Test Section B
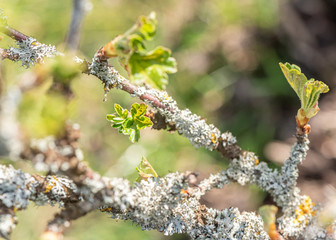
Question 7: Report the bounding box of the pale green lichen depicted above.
[9,37,57,68]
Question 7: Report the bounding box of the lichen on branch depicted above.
[0,8,334,240]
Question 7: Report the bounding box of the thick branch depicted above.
[0,164,271,239]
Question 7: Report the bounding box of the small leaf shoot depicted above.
[136,156,158,182]
[106,103,152,142]
[259,205,282,240]
[102,12,177,89]
[279,62,329,129]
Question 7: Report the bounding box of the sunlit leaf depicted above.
[102,12,176,89]
[279,62,329,125]
[106,103,152,142]
[111,123,122,128]
[121,127,132,135]
[131,103,147,118]
[130,103,140,118]
[136,156,158,182]
[114,104,125,118]
[135,116,152,129]
[129,128,138,143]
[106,114,115,121]
[128,47,177,89]
[111,117,124,123]
[103,12,157,57]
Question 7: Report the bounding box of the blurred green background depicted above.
[1,0,336,239]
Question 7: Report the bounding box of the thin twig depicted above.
[65,0,91,51]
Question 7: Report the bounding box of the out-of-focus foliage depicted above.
[0,9,8,27]
[18,81,69,138]
[17,55,79,138]
[49,55,80,85]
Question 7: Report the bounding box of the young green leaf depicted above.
[131,103,147,118]
[114,104,124,117]
[106,103,152,142]
[102,12,177,89]
[136,156,158,182]
[131,103,140,118]
[103,12,156,57]
[129,128,140,143]
[279,62,329,127]
[128,47,177,89]
[106,114,115,121]
[121,127,132,135]
[122,118,133,129]
[111,117,124,123]
[135,116,152,129]
[259,205,281,240]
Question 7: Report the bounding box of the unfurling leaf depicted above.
[102,12,177,89]
[136,156,158,182]
[279,62,329,127]
[106,103,152,143]
[259,205,283,240]
[103,12,157,57]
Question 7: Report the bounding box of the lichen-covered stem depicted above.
[0,24,238,156]
[0,164,271,239]
[0,22,329,239]
[0,48,18,61]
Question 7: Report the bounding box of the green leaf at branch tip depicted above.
[279,62,329,120]
[102,12,177,90]
[258,205,280,239]
[128,46,177,89]
[106,103,152,143]
[130,11,157,50]
[136,156,158,182]
[103,12,157,57]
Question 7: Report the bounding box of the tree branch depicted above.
[0,14,331,239]
[65,0,91,51]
